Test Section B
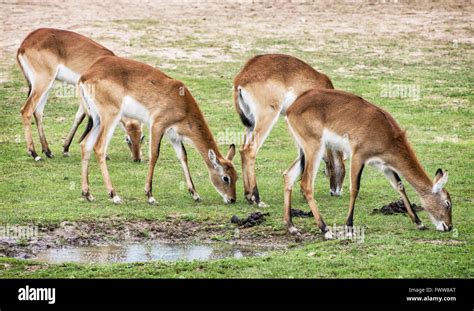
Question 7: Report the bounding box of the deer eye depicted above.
[125,136,132,145]
[445,200,451,209]
[222,175,230,185]
[140,135,145,143]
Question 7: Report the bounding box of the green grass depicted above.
[0,19,473,278]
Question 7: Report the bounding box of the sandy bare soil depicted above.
[1,0,472,62]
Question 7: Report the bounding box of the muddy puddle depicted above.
[1,220,301,262]
[33,242,268,263]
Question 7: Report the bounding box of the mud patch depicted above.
[0,219,308,260]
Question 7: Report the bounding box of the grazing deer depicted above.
[16,28,143,161]
[78,55,237,204]
[234,54,345,207]
[284,88,452,238]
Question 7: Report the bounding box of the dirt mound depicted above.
[372,199,423,215]
[231,212,269,228]
[291,209,313,218]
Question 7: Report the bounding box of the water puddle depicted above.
[33,241,269,263]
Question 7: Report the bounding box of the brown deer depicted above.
[78,55,237,204]
[16,28,143,161]
[284,88,452,238]
[234,54,345,207]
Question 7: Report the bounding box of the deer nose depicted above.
[229,198,236,204]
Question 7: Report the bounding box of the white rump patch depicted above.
[237,86,257,123]
[18,54,56,115]
[18,54,36,89]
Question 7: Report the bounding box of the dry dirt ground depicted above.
[1,0,472,70]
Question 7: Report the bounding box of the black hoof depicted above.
[245,195,254,205]
[82,191,95,202]
[44,149,54,158]
[245,186,261,205]
[29,150,42,161]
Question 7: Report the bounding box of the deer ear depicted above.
[226,144,236,161]
[432,169,448,193]
[208,149,219,168]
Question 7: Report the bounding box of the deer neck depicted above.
[186,113,224,170]
[391,142,433,197]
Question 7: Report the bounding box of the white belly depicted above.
[56,65,80,84]
[280,90,297,115]
[366,157,391,172]
[166,127,193,145]
[322,129,352,157]
[121,96,151,125]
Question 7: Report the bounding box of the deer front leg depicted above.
[80,120,101,202]
[171,139,201,202]
[383,168,425,230]
[144,123,165,205]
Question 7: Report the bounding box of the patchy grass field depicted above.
[0,0,473,278]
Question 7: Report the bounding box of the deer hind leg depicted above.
[93,114,122,204]
[237,86,280,207]
[383,168,425,229]
[283,150,305,234]
[300,142,332,238]
[170,136,200,202]
[80,117,100,202]
[240,109,279,207]
[345,154,365,229]
[63,104,86,156]
[20,74,56,161]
